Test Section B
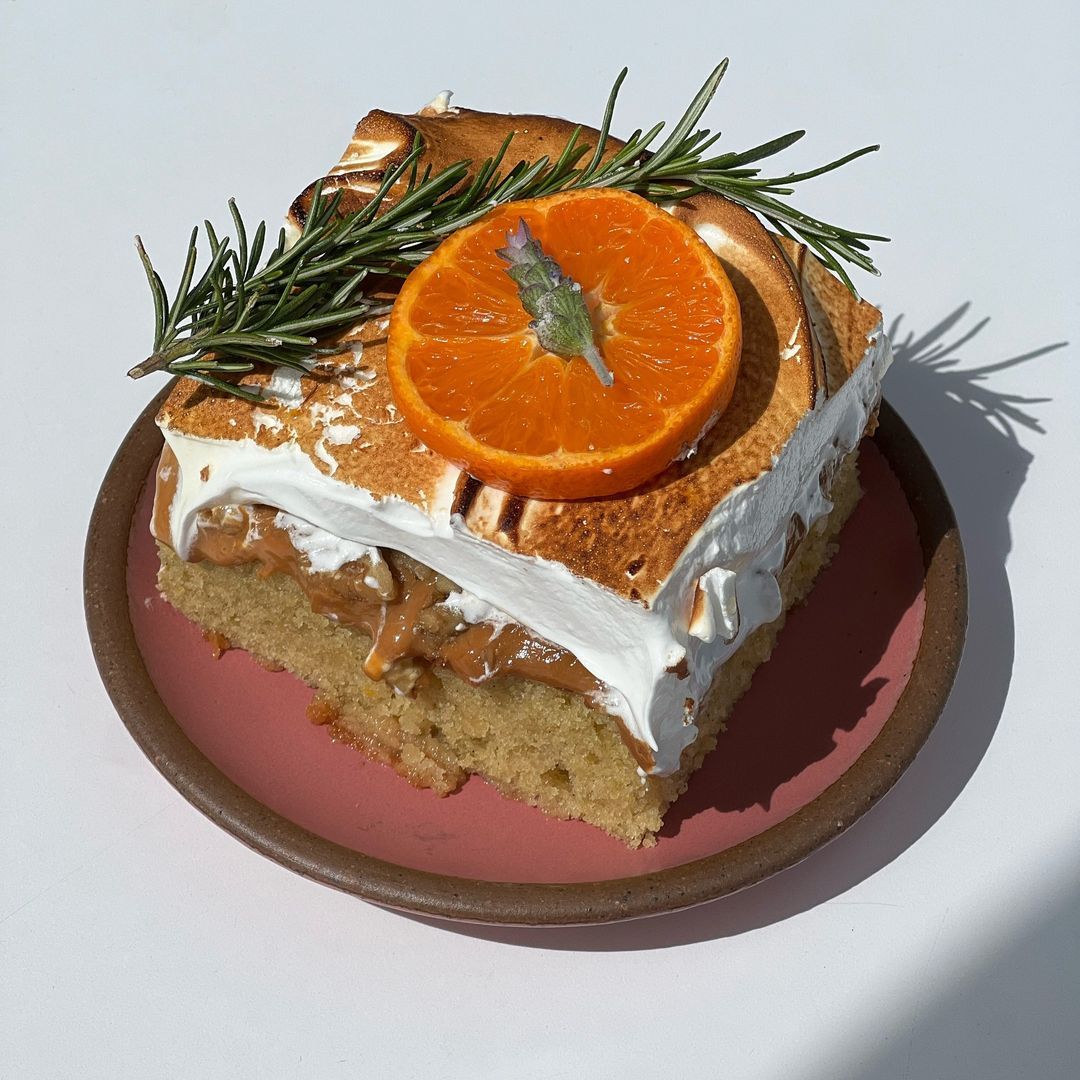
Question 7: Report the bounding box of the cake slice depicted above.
[151,104,890,846]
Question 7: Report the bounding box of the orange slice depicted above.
[386,188,742,499]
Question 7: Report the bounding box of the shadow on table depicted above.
[819,868,1080,1079]
[409,305,1063,951]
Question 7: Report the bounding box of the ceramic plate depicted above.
[85,391,965,925]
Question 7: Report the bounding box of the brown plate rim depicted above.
[84,387,967,926]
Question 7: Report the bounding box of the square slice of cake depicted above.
[151,105,890,846]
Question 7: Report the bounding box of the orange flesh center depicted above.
[401,197,729,457]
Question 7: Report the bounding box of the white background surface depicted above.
[3,1,1078,1076]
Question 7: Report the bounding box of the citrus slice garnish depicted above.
[386,188,741,499]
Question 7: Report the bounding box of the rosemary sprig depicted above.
[130,59,886,399]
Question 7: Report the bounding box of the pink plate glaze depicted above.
[126,439,926,883]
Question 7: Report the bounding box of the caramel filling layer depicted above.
[152,447,603,702]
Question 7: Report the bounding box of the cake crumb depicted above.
[204,629,232,659]
[307,697,340,726]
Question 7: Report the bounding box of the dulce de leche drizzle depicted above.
[151,448,602,701]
